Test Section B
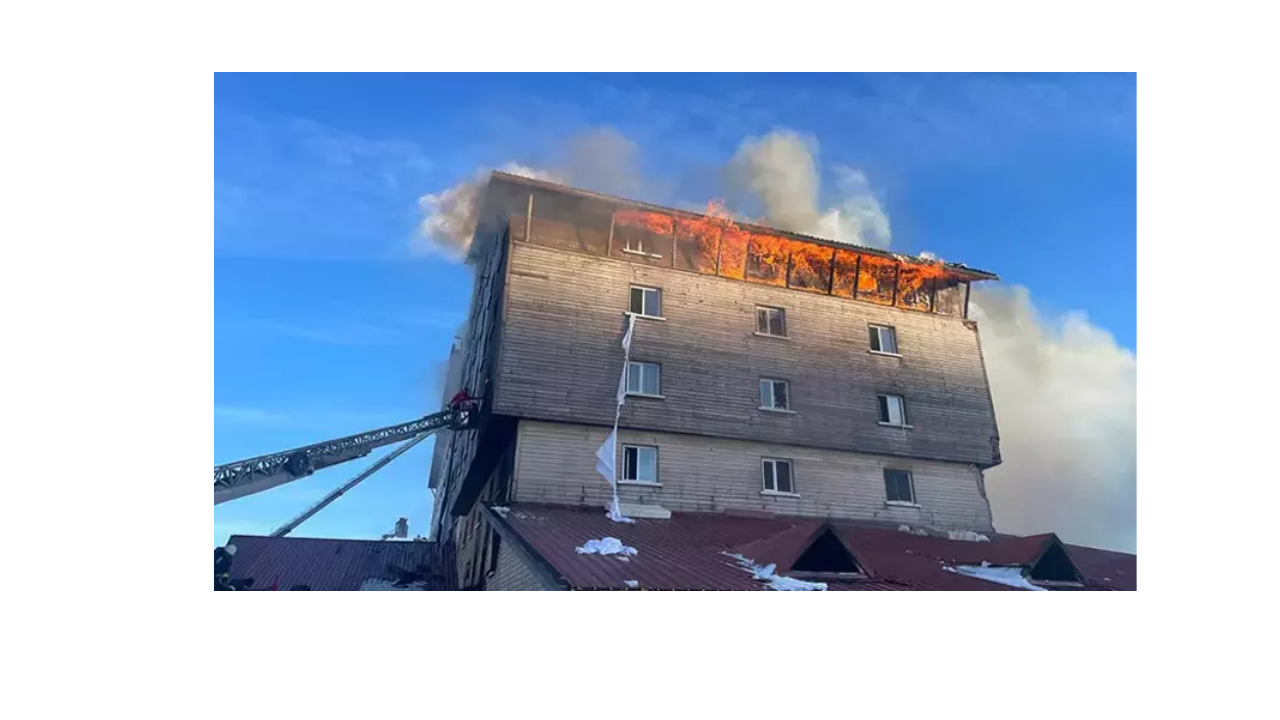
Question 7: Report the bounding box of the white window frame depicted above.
[869,324,900,356]
[877,393,909,427]
[621,228,663,258]
[883,468,917,505]
[760,378,792,412]
[755,306,788,338]
[761,457,796,495]
[622,444,659,485]
[629,285,663,318]
[625,361,663,398]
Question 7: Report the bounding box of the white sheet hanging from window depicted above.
[595,429,617,488]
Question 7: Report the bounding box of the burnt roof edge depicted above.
[489,170,1000,282]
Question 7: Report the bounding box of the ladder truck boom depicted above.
[214,404,475,505]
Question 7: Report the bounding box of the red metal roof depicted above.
[489,504,1120,591]
[225,535,458,591]
[1065,543,1137,591]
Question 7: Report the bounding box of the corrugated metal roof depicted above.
[489,504,1117,591]
[225,535,457,591]
[1065,543,1137,591]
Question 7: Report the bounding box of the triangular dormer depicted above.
[790,525,865,579]
[1026,537,1085,589]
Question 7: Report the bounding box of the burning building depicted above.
[426,172,1132,591]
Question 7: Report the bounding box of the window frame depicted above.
[625,360,663,398]
[621,444,660,485]
[755,306,788,338]
[869,324,900,356]
[759,378,792,412]
[629,285,663,318]
[620,227,664,259]
[876,393,909,427]
[883,468,917,505]
[761,457,797,496]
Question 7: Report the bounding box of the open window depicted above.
[756,306,787,337]
[622,445,659,484]
[869,325,898,355]
[760,379,791,411]
[877,394,908,427]
[629,285,662,318]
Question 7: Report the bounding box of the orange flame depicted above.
[615,210,673,235]
[608,202,968,313]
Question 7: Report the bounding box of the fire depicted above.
[858,254,897,305]
[615,209,674,235]
[608,201,968,313]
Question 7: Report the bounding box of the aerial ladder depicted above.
[213,395,479,538]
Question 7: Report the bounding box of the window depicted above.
[760,379,790,411]
[629,285,662,317]
[877,394,907,426]
[623,445,658,484]
[762,458,795,494]
[756,306,787,336]
[625,361,662,396]
[869,325,898,354]
[884,469,915,504]
[623,229,648,254]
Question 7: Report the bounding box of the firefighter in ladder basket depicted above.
[448,389,480,426]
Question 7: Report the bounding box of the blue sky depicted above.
[214,73,1135,545]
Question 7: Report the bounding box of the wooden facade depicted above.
[513,420,996,533]
[432,173,1004,585]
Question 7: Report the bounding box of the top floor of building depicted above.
[472,171,999,319]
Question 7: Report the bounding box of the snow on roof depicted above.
[575,537,638,557]
[947,530,991,542]
[359,578,429,591]
[944,563,1045,591]
[725,552,828,591]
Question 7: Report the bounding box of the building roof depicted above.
[224,535,458,591]
[486,504,1131,591]
[489,171,1000,281]
[1064,543,1137,591]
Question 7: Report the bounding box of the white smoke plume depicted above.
[726,131,1136,552]
[727,130,891,249]
[414,128,643,260]
[969,287,1136,551]
[414,163,559,260]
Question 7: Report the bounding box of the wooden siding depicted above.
[488,541,551,591]
[513,420,995,533]
[494,242,1000,467]
[437,227,509,540]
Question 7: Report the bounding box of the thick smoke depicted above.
[414,129,642,259]
[414,163,559,260]
[415,127,1136,552]
[728,131,891,249]
[969,287,1136,551]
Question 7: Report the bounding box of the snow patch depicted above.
[575,537,638,557]
[724,553,827,591]
[943,564,1045,591]
[360,578,428,591]
[897,524,912,533]
[947,530,991,542]
[624,580,640,589]
[490,506,510,518]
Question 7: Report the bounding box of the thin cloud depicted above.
[243,319,408,347]
[215,406,294,429]
[215,107,434,260]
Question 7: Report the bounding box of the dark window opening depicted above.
[884,469,915,504]
[1028,543,1081,583]
[756,306,787,336]
[792,530,862,574]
